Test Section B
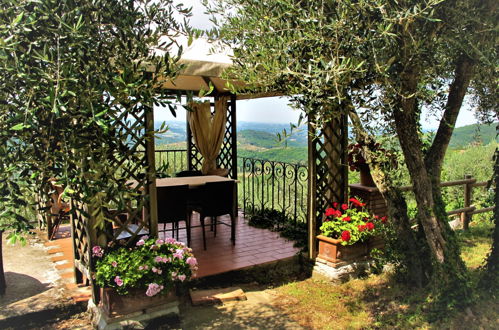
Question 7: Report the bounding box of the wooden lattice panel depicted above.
[104,108,153,245]
[307,114,348,259]
[70,105,157,303]
[71,199,93,278]
[217,96,237,179]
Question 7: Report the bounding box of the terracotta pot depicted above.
[100,287,176,317]
[359,164,376,187]
[317,235,383,263]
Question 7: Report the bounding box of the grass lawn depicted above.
[273,218,498,329]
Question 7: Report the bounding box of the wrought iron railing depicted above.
[240,157,308,224]
[153,150,309,224]
[155,149,187,177]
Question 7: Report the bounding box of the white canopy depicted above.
[153,36,281,99]
[154,36,237,94]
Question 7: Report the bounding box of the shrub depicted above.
[94,237,197,296]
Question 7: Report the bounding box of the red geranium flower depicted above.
[341,230,351,241]
[325,208,335,217]
[341,204,348,210]
[381,216,388,223]
[333,210,342,218]
[349,197,366,207]
[358,225,366,232]
[366,222,375,230]
[333,202,338,209]
[342,216,351,222]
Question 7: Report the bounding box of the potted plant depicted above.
[317,197,387,263]
[93,236,198,317]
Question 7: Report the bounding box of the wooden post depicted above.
[186,109,194,172]
[462,174,473,230]
[145,104,158,238]
[307,122,317,260]
[230,95,237,179]
[0,230,5,295]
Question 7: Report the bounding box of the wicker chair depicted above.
[156,184,191,246]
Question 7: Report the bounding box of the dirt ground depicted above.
[0,233,70,319]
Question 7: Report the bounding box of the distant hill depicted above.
[238,129,307,149]
[238,130,278,149]
[238,147,308,165]
[154,120,307,147]
[449,123,497,149]
[154,120,497,165]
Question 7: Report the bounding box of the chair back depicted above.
[199,181,235,217]
[156,185,189,223]
[48,178,70,214]
[175,170,203,177]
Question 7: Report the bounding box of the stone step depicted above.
[189,287,247,306]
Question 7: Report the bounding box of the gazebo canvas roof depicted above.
[154,36,237,94]
[153,36,280,99]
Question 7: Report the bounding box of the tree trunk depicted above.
[0,230,6,296]
[377,184,426,287]
[347,107,425,287]
[393,68,471,305]
[480,147,499,291]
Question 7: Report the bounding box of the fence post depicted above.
[462,174,473,230]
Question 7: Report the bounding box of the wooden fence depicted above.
[398,174,493,229]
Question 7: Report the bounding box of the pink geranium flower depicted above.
[165,237,177,244]
[92,246,103,258]
[145,283,164,297]
[173,249,184,259]
[114,276,123,286]
[186,257,197,267]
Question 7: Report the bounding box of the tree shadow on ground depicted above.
[0,272,50,307]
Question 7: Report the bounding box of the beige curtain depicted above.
[188,97,228,175]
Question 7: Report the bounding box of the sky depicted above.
[157,0,480,129]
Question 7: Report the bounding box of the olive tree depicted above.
[207,0,498,308]
[0,0,189,295]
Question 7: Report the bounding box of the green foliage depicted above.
[0,0,190,231]
[94,237,197,296]
[246,208,307,249]
[441,143,496,211]
[238,147,307,165]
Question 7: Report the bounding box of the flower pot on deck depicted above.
[100,287,177,317]
[317,235,383,264]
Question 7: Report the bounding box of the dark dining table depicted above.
[155,175,236,188]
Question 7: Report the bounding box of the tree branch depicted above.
[425,56,475,177]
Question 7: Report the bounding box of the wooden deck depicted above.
[45,212,300,302]
[160,211,300,278]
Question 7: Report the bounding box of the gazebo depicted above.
[67,37,348,302]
